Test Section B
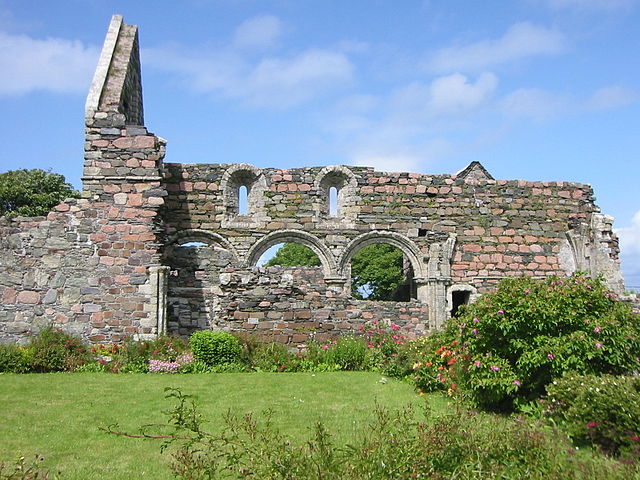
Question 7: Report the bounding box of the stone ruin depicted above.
[0,15,626,345]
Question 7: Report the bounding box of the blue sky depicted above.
[0,0,638,287]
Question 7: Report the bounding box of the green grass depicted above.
[0,372,443,479]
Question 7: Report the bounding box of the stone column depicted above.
[149,266,169,337]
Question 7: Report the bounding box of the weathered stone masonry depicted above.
[0,15,625,345]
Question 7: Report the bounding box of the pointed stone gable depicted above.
[85,15,144,127]
[456,161,494,181]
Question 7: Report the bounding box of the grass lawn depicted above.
[0,372,445,479]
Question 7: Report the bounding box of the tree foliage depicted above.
[0,169,79,218]
[351,243,404,300]
[264,243,321,267]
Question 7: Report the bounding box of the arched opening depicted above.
[329,186,338,216]
[257,242,321,267]
[238,185,248,215]
[451,290,471,317]
[350,243,415,302]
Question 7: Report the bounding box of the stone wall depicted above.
[0,15,626,345]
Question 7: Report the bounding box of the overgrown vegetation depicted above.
[0,169,79,218]
[109,387,639,480]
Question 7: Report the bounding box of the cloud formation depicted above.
[544,0,635,11]
[429,22,565,73]
[500,85,638,119]
[233,14,282,49]
[0,31,99,96]
[144,15,353,109]
[616,210,640,289]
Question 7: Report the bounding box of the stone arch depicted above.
[219,164,267,221]
[313,165,358,220]
[338,231,425,279]
[165,229,239,263]
[245,230,336,276]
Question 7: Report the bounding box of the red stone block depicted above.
[17,290,39,304]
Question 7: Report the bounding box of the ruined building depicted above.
[0,16,625,344]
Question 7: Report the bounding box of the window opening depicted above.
[350,243,413,302]
[238,185,248,215]
[177,241,208,248]
[329,186,339,216]
[257,242,321,267]
[451,290,471,317]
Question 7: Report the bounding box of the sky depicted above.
[0,0,638,288]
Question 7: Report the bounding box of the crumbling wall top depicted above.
[85,15,144,127]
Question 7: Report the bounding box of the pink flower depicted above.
[629,434,640,442]
[595,343,602,348]
[490,365,500,372]
[497,310,505,315]
[547,353,555,361]
[474,361,482,367]
[321,344,329,350]
[472,329,478,335]
[594,327,601,333]
[391,323,400,331]
[473,317,479,323]
[586,421,600,428]
[513,380,521,386]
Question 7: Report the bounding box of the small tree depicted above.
[0,169,79,218]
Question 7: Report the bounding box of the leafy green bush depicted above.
[325,336,368,370]
[545,373,640,457]
[0,344,31,373]
[447,274,640,411]
[28,328,89,372]
[190,330,242,366]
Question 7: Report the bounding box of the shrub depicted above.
[0,344,31,373]
[324,336,368,370]
[447,274,640,411]
[114,388,640,480]
[28,328,89,372]
[545,373,640,457]
[190,330,242,366]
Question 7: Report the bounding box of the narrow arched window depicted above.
[329,186,338,217]
[238,185,248,215]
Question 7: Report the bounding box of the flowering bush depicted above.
[27,327,90,372]
[359,320,413,375]
[544,373,640,457]
[448,274,640,411]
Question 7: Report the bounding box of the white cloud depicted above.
[586,86,638,110]
[500,84,638,119]
[144,15,353,109]
[544,0,635,11]
[389,72,498,119]
[350,139,453,173]
[0,31,99,96]
[245,49,353,107]
[500,88,569,119]
[429,22,565,73]
[616,210,640,289]
[429,72,498,115]
[233,14,282,49]
[617,211,640,256]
